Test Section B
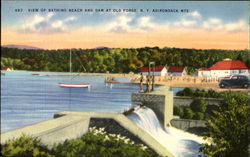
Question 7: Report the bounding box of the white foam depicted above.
[127,107,206,157]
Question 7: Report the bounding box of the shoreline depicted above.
[11,72,249,93]
[107,80,249,93]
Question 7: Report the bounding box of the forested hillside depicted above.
[1,47,249,74]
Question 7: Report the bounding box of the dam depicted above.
[1,86,206,157]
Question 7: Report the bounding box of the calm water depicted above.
[1,71,182,133]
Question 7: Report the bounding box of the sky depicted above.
[1,1,249,50]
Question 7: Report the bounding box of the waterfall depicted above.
[127,107,206,157]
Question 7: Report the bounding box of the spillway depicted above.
[127,107,206,157]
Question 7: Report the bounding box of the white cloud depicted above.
[202,18,223,31]
[21,13,52,32]
[137,16,155,31]
[202,18,247,32]
[105,13,247,34]
[224,20,247,33]
[107,15,156,33]
[64,16,77,22]
[174,19,198,28]
[208,18,222,25]
[170,11,201,29]
[51,20,63,29]
[108,15,133,33]
[189,11,202,19]
[19,13,76,34]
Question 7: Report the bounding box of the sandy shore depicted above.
[106,74,249,93]
[108,80,249,93]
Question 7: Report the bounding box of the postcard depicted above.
[1,1,249,157]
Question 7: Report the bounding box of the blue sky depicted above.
[1,1,249,50]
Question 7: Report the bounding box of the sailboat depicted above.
[59,49,90,88]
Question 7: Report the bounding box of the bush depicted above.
[176,87,194,96]
[173,106,184,117]
[190,98,207,113]
[193,112,204,120]
[200,99,250,157]
[1,134,54,157]
[53,127,155,157]
[183,108,194,119]
[1,128,156,157]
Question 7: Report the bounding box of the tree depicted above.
[190,98,207,113]
[183,108,194,119]
[174,106,184,118]
[193,112,204,120]
[236,53,244,61]
[200,98,250,157]
[1,47,249,73]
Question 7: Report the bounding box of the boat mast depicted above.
[70,49,72,73]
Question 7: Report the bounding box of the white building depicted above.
[140,65,167,76]
[167,66,187,76]
[195,68,210,77]
[196,60,249,78]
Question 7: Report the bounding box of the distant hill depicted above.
[2,44,43,50]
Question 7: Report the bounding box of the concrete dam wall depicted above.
[174,96,223,107]
[1,111,175,157]
[131,86,173,128]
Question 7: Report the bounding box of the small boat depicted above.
[58,50,90,88]
[32,74,48,77]
[59,83,90,88]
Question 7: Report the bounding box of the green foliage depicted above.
[193,112,204,120]
[1,134,54,157]
[190,98,208,113]
[176,88,249,121]
[176,88,194,97]
[1,128,156,157]
[174,97,207,120]
[173,106,184,117]
[53,127,155,157]
[176,89,250,156]
[183,108,194,119]
[1,57,31,70]
[176,88,249,102]
[1,47,249,73]
[200,98,250,157]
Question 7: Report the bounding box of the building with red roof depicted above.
[196,60,249,77]
[1,66,11,71]
[139,65,188,76]
[167,66,187,76]
[140,65,167,76]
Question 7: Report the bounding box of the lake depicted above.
[1,71,183,133]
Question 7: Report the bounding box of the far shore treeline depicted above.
[1,47,250,74]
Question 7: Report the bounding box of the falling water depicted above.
[127,107,206,157]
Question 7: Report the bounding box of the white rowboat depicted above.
[59,83,90,88]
